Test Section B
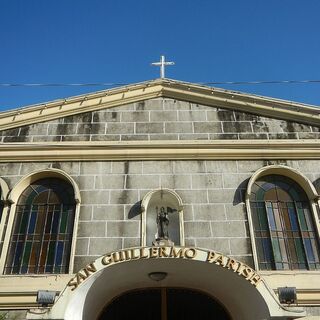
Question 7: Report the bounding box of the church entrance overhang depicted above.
[27,246,306,320]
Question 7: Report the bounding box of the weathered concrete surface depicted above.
[0,98,318,142]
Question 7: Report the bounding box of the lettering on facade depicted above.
[67,247,261,291]
[206,251,261,287]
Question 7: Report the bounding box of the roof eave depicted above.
[0,79,319,131]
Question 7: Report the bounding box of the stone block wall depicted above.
[0,98,319,142]
[1,159,320,273]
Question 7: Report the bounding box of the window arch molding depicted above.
[141,189,184,246]
[245,165,320,270]
[0,178,9,202]
[0,168,81,274]
[0,178,10,258]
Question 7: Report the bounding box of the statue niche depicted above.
[141,189,184,247]
[156,206,169,240]
[153,206,174,246]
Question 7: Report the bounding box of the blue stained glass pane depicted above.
[28,211,37,234]
[261,182,275,191]
[52,211,59,234]
[266,206,276,231]
[304,239,315,262]
[34,184,47,193]
[288,208,299,231]
[262,238,273,263]
[275,181,290,191]
[13,242,23,266]
[20,266,28,274]
[55,242,64,267]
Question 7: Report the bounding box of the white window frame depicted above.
[0,168,81,275]
[245,164,320,271]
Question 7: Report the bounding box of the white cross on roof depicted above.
[151,55,175,78]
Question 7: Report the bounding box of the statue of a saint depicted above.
[156,206,169,240]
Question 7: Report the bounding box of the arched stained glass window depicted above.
[250,175,320,270]
[4,178,76,274]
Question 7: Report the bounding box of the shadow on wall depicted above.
[233,178,249,206]
[128,201,142,219]
[313,178,320,195]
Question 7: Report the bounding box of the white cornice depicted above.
[0,140,319,162]
[0,79,319,130]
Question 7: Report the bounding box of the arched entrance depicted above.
[31,246,306,320]
[98,288,231,320]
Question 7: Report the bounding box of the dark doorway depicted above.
[98,288,231,320]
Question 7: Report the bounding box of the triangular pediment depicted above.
[0,78,319,130]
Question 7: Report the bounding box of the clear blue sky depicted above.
[1,0,320,111]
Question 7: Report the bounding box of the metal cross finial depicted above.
[151,55,175,78]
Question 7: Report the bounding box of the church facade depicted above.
[0,79,319,319]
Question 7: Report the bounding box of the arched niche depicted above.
[141,189,184,246]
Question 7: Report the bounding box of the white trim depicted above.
[245,165,320,270]
[1,78,320,131]
[0,169,81,275]
[0,178,10,262]
[30,246,305,319]
[1,140,320,162]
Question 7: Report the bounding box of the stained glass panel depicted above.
[250,175,320,270]
[4,178,75,274]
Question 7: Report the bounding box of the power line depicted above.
[203,80,320,85]
[0,79,320,87]
[0,82,127,87]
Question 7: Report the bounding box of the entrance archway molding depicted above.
[27,246,305,320]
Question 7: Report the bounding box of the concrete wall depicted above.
[0,159,319,273]
[0,98,320,318]
[0,98,318,143]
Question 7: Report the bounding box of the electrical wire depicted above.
[0,79,320,87]
[0,82,127,87]
[203,79,320,85]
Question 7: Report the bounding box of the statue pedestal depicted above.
[152,239,174,247]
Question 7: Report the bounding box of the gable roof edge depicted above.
[0,79,319,130]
